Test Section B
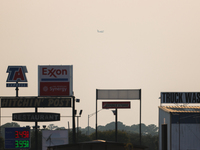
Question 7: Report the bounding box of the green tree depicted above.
[141,134,158,150]
[0,122,21,142]
[146,124,158,135]
[47,124,58,130]
[30,129,42,150]
[0,136,4,150]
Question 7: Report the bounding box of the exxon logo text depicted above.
[42,68,67,77]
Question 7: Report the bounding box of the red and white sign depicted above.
[102,101,131,109]
[38,65,73,96]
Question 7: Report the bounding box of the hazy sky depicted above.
[1,0,200,129]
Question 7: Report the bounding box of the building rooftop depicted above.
[159,106,200,113]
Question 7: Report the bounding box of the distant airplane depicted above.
[97,30,104,33]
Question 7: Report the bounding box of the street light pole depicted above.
[88,109,103,135]
[88,114,89,135]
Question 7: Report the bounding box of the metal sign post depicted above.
[35,106,38,150]
[115,108,118,142]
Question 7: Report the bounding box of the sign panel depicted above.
[38,65,73,96]
[5,127,30,149]
[6,66,28,87]
[161,92,200,103]
[6,83,28,87]
[12,112,60,122]
[1,97,71,107]
[97,89,141,100]
[102,101,131,109]
[42,130,68,150]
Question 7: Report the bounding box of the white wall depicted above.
[171,124,200,150]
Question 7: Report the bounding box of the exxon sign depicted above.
[38,65,73,96]
[6,66,28,87]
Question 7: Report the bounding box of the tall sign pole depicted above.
[15,80,19,97]
[35,106,38,150]
[72,96,76,143]
[115,108,118,142]
[140,89,142,145]
[95,89,98,139]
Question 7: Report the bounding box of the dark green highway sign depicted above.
[1,97,71,107]
[12,112,60,122]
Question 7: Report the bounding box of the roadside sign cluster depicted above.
[2,65,74,149]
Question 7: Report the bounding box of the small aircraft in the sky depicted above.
[97,30,104,33]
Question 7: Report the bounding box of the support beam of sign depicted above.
[112,108,118,142]
[35,106,38,150]
[72,96,76,144]
[96,89,142,145]
[15,80,19,97]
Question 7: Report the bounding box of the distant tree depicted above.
[2,122,20,127]
[81,122,158,136]
[77,131,91,143]
[56,127,66,130]
[0,136,4,150]
[30,129,42,150]
[146,124,158,135]
[47,124,58,130]
[128,132,140,145]
[141,134,158,150]
[1,122,20,139]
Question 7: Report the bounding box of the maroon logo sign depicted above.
[40,82,69,96]
[102,101,131,109]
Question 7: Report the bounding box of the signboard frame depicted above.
[6,66,28,87]
[12,112,60,122]
[102,101,131,109]
[1,97,71,108]
[38,65,73,97]
[96,89,141,144]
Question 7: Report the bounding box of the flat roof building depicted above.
[159,105,200,150]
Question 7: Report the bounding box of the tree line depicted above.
[0,122,158,150]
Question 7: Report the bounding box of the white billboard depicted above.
[42,130,68,150]
[38,65,73,96]
[97,89,141,100]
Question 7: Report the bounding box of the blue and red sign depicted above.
[6,66,28,87]
[5,127,30,149]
